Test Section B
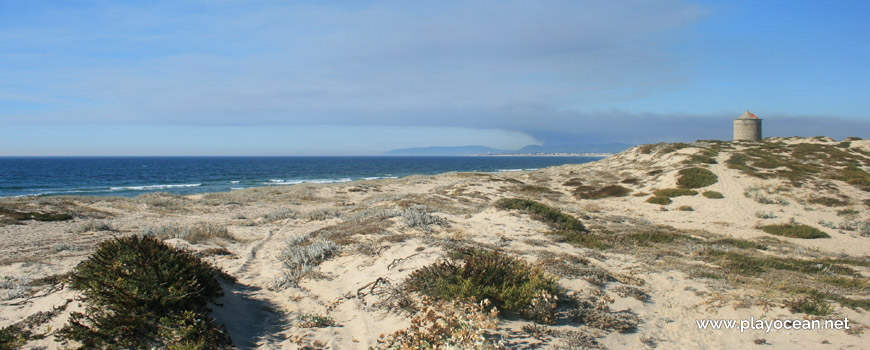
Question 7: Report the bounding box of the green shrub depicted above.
[710,238,766,250]
[837,208,860,217]
[702,191,724,199]
[678,206,694,211]
[406,249,561,321]
[834,165,870,187]
[703,251,855,277]
[57,236,231,349]
[0,207,73,222]
[661,143,691,154]
[645,196,671,205]
[551,228,698,251]
[516,185,553,195]
[562,178,584,187]
[625,230,686,246]
[808,196,849,207]
[653,188,697,198]
[0,324,34,350]
[548,230,609,250]
[495,198,585,232]
[760,223,830,239]
[298,314,336,328]
[574,185,632,199]
[684,154,717,165]
[785,296,833,316]
[676,168,718,188]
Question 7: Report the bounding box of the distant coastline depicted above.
[385,143,631,156]
[473,152,612,157]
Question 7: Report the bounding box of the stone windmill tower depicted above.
[733,109,762,142]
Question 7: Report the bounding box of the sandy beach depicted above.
[2,137,870,349]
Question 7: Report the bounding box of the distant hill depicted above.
[385,143,632,156]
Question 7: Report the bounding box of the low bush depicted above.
[562,178,584,187]
[144,222,233,243]
[709,238,767,250]
[496,198,585,232]
[685,154,718,165]
[260,209,298,223]
[374,298,500,350]
[837,208,860,217]
[297,314,336,328]
[0,324,35,349]
[702,250,855,277]
[568,298,639,333]
[653,188,697,198]
[73,219,116,234]
[677,167,718,188]
[272,237,338,290]
[548,230,609,250]
[834,165,870,188]
[574,185,632,199]
[303,208,341,221]
[0,207,72,222]
[405,248,561,322]
[760,223,830,239]
[785,296,833,316]
[402,207,449,232]
[57,236,231,349]
[807,196,849,207]
[645,196,671,205]
[755,211,776,219]
[702,191,724,199]
[517,185,553,195]
[678,206,694,211]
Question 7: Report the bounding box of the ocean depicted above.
[0,156,601,198]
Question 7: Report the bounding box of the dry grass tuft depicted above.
[144,222,234,243]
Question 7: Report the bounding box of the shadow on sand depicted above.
[211,281,289,349]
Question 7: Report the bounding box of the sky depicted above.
[1,0,868,155]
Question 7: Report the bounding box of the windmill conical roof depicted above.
[737,109,760,120]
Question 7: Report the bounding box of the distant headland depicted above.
[384,143,631,156]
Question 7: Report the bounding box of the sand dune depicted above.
[2,137,869,349]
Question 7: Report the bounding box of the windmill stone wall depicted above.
[733,110,762,142]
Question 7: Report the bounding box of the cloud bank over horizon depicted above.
[1,0,868,154]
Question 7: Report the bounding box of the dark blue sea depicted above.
[0,156,601,198]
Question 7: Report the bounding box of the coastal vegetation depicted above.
[759,222,830,239]
[676,167,718,188]
[645,196,671,205]
[57,236,231,349]
[495,198,586,233]
[144,222,234,243]
[573,184,632,199]
[653,188,697,198]
[701,190,724,199]
[405,248,561,322]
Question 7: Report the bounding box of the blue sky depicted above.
[1,0,868,155]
